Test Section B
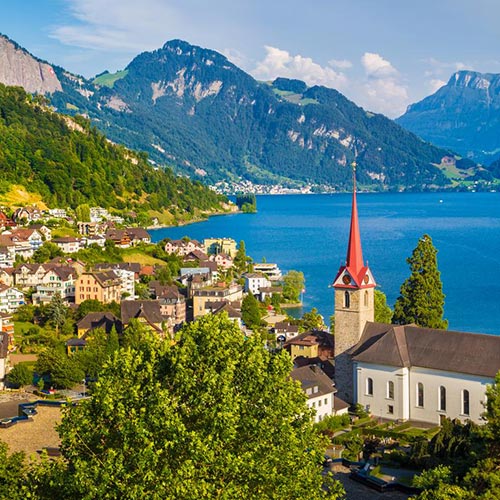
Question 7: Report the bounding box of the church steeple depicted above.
[345,164,364,276]
[333,162,376,403]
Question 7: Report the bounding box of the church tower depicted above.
[333,164,376,403]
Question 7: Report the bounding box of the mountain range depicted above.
[0,33,496,190]
[397,71,500,166]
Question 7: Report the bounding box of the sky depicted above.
[1,0,500,117]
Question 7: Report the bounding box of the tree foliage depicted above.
[393,234,448,329]
[374,290,392,323]
[241,293,262,329]
[36,314,342,499]
[6,363,33,388]
[282,270,305,303]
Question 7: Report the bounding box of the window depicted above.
[417,383,424,408]
[324,398,328,405]
[439,386,446,412]
[366,377,373,396]
[364,290,368,307]
[388,405,394,415]
[318,399,322,407]
[344,291,350,308]
[462,390,470,416]
[387,381,394,400]
[313,386,319,394]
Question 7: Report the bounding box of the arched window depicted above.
[439,386,446,412]
[417,383,424,408]
[344,291,350,308]
[366,377,373,396]
[364,290,369,307]
[462,390,470,416]
[387,381,394,400]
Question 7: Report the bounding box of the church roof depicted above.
[351,322,500,378]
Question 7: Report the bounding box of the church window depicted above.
[439,386,446,412]
[387,381,394,400]
[388,405,394,414]
[344,291,350,308]
[364,290,368,307]
[417,383,424,407]
[462,390,470,416]
[366,377,373,396]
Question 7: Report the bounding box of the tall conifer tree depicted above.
[393,234,448,329]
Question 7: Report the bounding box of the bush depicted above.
[7,363,33,388]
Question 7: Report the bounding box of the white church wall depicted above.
[409,366,491,425]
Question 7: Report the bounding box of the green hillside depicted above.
[0,83,227,220]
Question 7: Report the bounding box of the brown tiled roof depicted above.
[76,312,123,334]
[334,395,350,412]
[294,356,335,379]
[95,262,141,274]
[291,365,336,399]
[284,330,334,350]
[351,322,500,378]
[121,300,164,325]
[184,250,209,261]
[126,228,150,240]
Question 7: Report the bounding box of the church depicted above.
[332,174,500,425]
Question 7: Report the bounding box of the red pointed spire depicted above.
[346,163,364,274]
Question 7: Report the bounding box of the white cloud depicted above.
[361,52,398,78]
[252,46,348,89]
[51,0,181,52]
[358,52,408,117]
[328,58,353,70]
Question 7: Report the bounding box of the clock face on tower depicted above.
[364,275,369,284]
[342,274,351,285]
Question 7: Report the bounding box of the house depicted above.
[0,284,24,313]
[13,263,47,289]
[0,268,14,286]
[121,300,167,336]
[0,238,16,268]
[207,301,242,327]
[272,321,299,341]
[332,178,500,425]
[82,235,106,247]
[66,337,87,355]
[164,239,203,256]
[5,228,44,256]
[76,312,123,338]
[244,272,271,295]
[93,264,136,299]
[74,271,122,305]
[192,284,243,319]
[212,253,234,269]
[48,208,68,219]
[126,227,151,245]
[291,366,337,423]
[30,224,52,241]
[149,281,186,329]
[253,263,282,281]
[284,330,335,361]
[183,249,210,263]
[52,236,81,254]
[31,266,77,304]
[204,238,237,257]
[104,229,131,248]
[12,206,43,224]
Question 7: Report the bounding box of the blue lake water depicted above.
[150,192,500,335]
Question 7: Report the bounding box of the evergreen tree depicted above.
[241,293,262,329]
[374,290,393,323]
[47,292,68,336]
[393,234,448,329]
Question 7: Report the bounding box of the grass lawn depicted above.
[122,251,165,266]
[13,321,34,341]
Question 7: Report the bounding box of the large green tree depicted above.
[241,292,262,329]
[282,270,305,303]
[40,314,342,499]
[374,290,393,323]
[393,234,448,329]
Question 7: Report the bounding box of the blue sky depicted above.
[1,0,500,117]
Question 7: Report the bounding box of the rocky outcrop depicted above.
[0,35,62,94]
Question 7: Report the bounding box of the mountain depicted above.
[397,71,500,165]
[0,35,486,190]
[0,82,227,224]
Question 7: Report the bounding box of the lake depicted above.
[150,192,500,335]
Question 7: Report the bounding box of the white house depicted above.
[52,236,81,254]
[0,284,24,313]
[252,263,282,281]
[244,272,271,296]
[291,365,337,423]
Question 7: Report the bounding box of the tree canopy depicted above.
[393,234,448,329]
[28,315,342,499]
